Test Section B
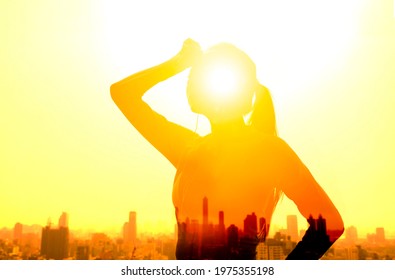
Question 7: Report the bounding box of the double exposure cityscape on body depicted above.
[0,208,393,260]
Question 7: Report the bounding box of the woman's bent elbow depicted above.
[110,83,120,104]
[328,212,344,242]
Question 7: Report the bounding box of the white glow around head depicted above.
[205,65,240,100]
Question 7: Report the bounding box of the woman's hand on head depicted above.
[172,38,202,73]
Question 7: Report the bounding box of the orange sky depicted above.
[1,0,395,238]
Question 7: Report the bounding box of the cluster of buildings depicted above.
[0,210,394,260]
[176,196,299,259]
[0,212,141,260]
[325,226,395,260]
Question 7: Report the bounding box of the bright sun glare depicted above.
[205,65,240,100]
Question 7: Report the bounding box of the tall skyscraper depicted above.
[307,215,316,231]
[202,196,209,245]
[218,211,224,227]
[217,211,225,244]
[40,226,69,259]
[227,225,239,249]
[345,226,358,244]
[40,213,69,259]
[376,227,385,243]
[13,223,23,244]
[286,215,298,241]
[316,215,327,234]
[58,212,68,228]
[243,212,257,238]
[203,196,208,226]
[123,211,137,248]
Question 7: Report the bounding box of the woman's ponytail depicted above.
[248,84,282,213]
[248,84,277,136]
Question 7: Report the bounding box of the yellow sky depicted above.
[1,0,395,237]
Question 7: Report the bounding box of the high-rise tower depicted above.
[203,196,208,227]
[58,212,68,228]
[40,212,69,259]
[286,215,298,241]
[123,211,137,247]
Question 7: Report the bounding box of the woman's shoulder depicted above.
[181,126,295,160]
[247,128,298,160]
[247,127,286,145]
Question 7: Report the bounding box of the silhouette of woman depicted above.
[110,39,344,260]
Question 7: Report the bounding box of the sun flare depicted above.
[204,64,240,100]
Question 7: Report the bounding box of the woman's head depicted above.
[187,43,257,123]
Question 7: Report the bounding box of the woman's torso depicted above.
[173,127,284,259]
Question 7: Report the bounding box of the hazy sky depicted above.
[1,0,394,237]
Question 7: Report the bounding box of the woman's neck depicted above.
[210,117,246,137]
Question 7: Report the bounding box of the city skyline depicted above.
[176,196,271,259]
[2,206,394,238]
[1,210,394,260]
[1,210,392,242]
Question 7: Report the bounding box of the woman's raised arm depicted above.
[110,39,202,167]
